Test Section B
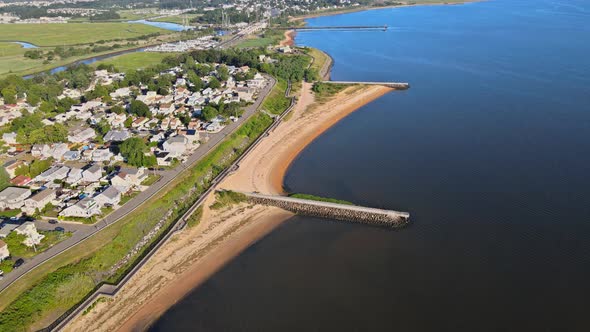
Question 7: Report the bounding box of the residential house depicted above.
[0,240,9,261]
[92,148,113,162]
[111,167,147,191]
[177,129,199,144]
[2,132,17,145]
[60,197,101,218]
[63,150,81,161]
[103,129,132,142]
[3,160,25,178]
[15,222,45,247]
[155,151,172,166]
[132,117,149,128]
[158,103,175,115]
[110,87,131,98]
[35,166,69,183]
[9,175,31,187]
[24,189,56,213]
[68,128,96,144]
[94,186,121,207]
[162,135,188,157]
[65,167,83,185]
[0,187,31,209]
[82,164,102,183]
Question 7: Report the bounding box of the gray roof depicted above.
[29,189,55,202]
[104,130,131,142]
[0,187,30,201]
[0,223,18,238]
[100,186,121,200]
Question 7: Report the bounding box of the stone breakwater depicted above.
[243,192,409,228]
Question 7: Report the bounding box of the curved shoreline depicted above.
[66,36,395,332]
[268,85,393,194]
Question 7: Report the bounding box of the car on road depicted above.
[48,219,58,224]
[55,226,65,232]
[13,258,24,268]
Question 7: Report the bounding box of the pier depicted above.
[243,192,409,228]
[321,81,410,89]
[283,25,388,31]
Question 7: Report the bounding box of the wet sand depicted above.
[280,30,296,46]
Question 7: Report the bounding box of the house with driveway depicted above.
[15,222,45,247]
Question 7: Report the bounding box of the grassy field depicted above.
[260,79,291,115]
[0,23,166,46]
[236,37,275,49]
[306,47,331,78]
[93,52,175,72]
[0,109,275,331]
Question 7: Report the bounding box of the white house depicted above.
[2,132,17,145]
[163,135,188,157]
[0,240,9,261]
[68,127,96,144]
[0,187,31,210]
[66,167,83,185]
[15,222,45,247]
[92,149,113,162]
[60,197,101,218]
[94,186,121,207]
[82,164,102,183]
[103,129,131,142]
[110,87,131,98]
[24,189,56,213]
[111,167,147,192]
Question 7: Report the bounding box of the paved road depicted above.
[0,76,276,293]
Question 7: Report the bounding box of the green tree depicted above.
[217,65,229,81]
[119,137,155,167]
[208,77,221,89]
[96,119,111,136]
[1,87,17,104]
[110,105,125,115]
[201,105,218,121]
[129,100,150,118]
[0,166,10,191]
[124,117,133,128]
[28,158,52,178]
[26,124,68,144]
[187,72,203,92]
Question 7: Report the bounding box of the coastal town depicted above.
[0,0,444,330]
[0,52,271,275]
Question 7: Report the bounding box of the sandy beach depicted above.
[280,30,296,46]
[222,82,392,195]
[65,67,393,332]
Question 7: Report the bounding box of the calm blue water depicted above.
[152,0,590,330]
[13,41,38,48]
[128,19,190,31]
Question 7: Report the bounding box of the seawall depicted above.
[243,192,409,228]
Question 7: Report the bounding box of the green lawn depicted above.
[0,23,166,46]
[93,52,174,72]
[260,79,291,115]
[236,37,275,49]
